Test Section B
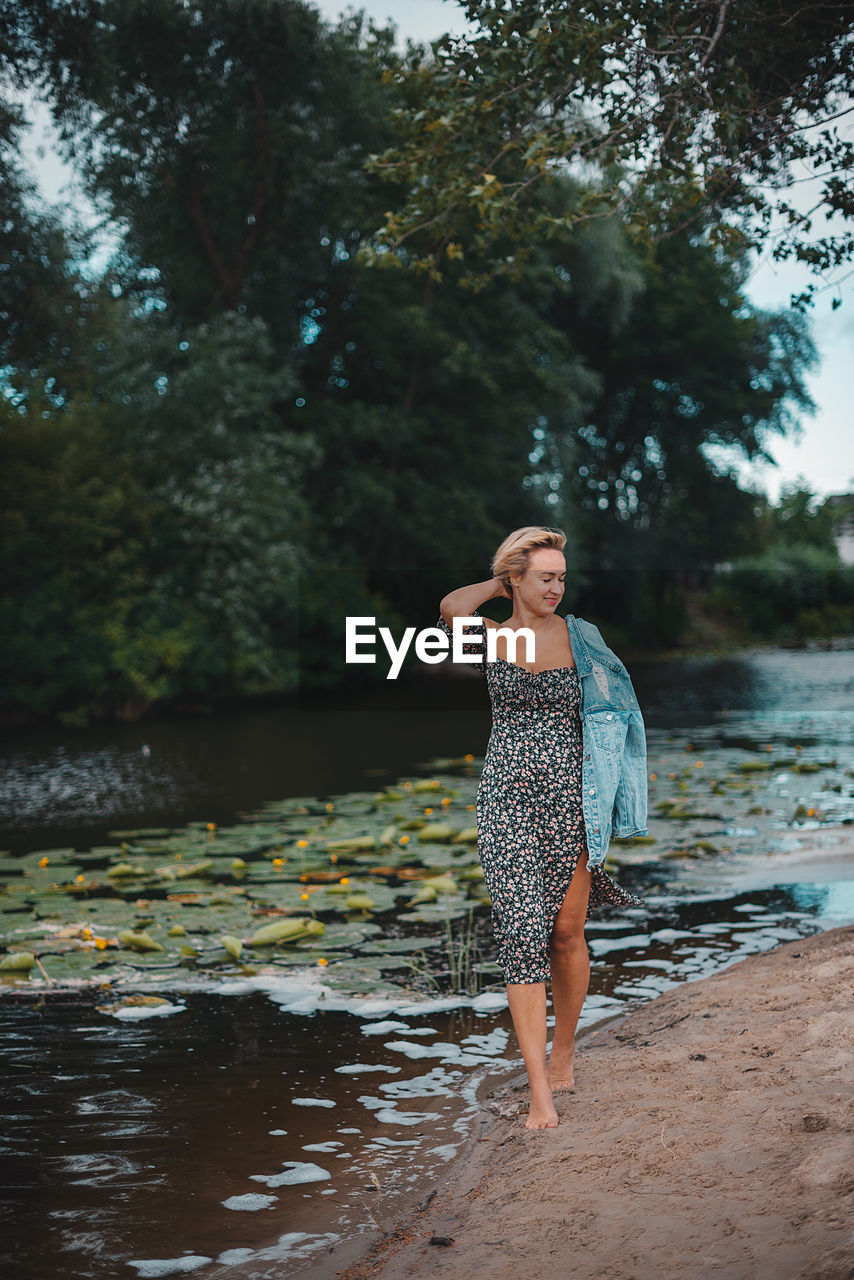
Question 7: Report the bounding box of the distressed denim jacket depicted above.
[565,614,649,867]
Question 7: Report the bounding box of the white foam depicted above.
[383,1039,443,1060]
[334,1063,402,1075]
[215,1233,339,1267]
[379,1068,461,1099]
[221,1193,278,1211]
[394,997,473,1016]
[383,1039,495,1067]
[217,969,509,1018]
[106,1002,186,1021]
[291,1097,335,1108]
[302,1141,344,1153]
[129,1258,212,1278]
[470,991,508,1012]
[460,1028,508,1055]
[359,1020,411,1035]
[588,933,650,955]
[249,1162,330,1187]
[373,1108,436,1127]
[357,1095,385,1111]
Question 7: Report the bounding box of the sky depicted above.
[13,0,853,504]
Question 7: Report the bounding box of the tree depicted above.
[8,0,396,339]
[363,0,854,308]
[0,87,101,410]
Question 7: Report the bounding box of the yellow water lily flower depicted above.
[464,753,474,762]
[273,857,284,868]
[424,807,434,815]
[297,839,308,848]
[326,802,334,812]
[441,797,451,806]
[317,958,329,967]
[38,856,49,867]
[206,822,217,831]
[399,835,410,845]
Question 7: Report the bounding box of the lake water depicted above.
[2,643,853,1280]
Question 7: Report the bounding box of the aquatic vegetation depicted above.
[249,918,325,947]
[117,929,164,953]
[1,730,848,1001]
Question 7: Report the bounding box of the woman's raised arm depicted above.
[440,578,510,624]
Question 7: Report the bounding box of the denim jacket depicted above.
[565,615,649,867]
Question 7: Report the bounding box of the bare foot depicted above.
[548,1050,575,1093]
[525,1083,559,1130]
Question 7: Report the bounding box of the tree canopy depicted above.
[363,0,854,307]
[0,0,842,722]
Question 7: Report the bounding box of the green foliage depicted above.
[362,0,854,307]
[752,482,842,554]
[0,0,844,721]
[0,303,317,721]
[711,542,854,639]
[0,390,183,718]
[22,0,397,336]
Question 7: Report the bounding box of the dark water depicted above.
[1,644,854,1280]
[2,643,852,853]
[2,881,850,1280]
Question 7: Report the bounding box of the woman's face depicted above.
[510,548,566,613]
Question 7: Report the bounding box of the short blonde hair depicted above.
[491,526,567,597]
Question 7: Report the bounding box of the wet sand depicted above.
[336,922,854,1280]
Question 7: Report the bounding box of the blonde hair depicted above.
[491,526,567,598]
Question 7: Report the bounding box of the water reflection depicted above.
[1,881,848,1280]
[2,645,854,1278]
[2,647,852,854]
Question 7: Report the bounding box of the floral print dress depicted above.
[436,609,646,984]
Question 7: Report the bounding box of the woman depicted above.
[436,526,647,1130]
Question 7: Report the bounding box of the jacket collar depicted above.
[565,614,593,677]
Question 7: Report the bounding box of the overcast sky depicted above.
[14,0,853,503]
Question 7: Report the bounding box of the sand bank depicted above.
[338,924,854,1280]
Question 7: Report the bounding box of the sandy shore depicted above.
[337,923,854,1280]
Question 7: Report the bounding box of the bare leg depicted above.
[548,854,592,1091]
[505,981,558,1129]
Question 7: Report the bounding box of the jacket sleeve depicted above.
[613,705,649,835]
[583,619,630,674]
